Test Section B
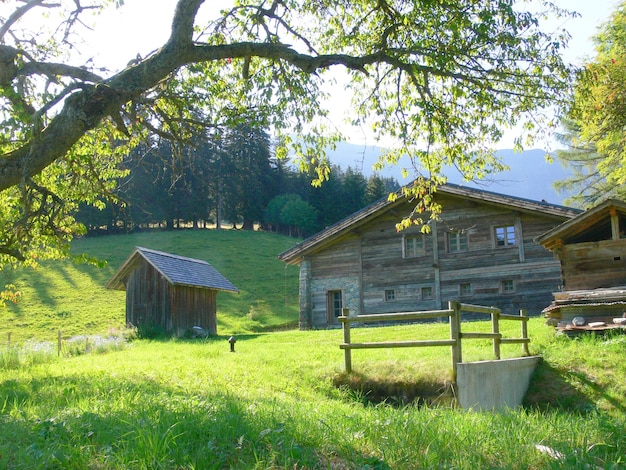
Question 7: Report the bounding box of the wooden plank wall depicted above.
[357,197,563,318]
[170,286,217,336]
[126,260,170,330]
[125,260,217,336]
[560,239,626,290]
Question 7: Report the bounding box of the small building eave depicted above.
[106,246,239,293]
[535,198,626,249]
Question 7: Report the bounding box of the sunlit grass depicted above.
[1,324,624,468]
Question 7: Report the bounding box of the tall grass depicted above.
[1,321,624,468]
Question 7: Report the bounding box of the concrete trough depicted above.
[456,356,540,411]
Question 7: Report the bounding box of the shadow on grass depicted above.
[332,370,455,408]
[0,371,383,469]
[522,358,619,414]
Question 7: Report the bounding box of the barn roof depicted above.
[279,182,581,265]
[106,247,239,293]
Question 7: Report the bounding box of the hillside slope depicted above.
[0,230,301,343]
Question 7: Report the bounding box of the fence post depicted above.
[341,308,352,373]
[58,330,62,357]
[7,332,11,350]
[520,309,529,356]
[492,307,501,360]
[449,301,461,380]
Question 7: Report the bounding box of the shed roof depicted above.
[535,199,626,250]
[279,182,581,265]
[106,247,239,293]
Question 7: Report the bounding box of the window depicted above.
[385,289,396,301]
[501,280,515,293]
[421,286,433,300]
[447,231,468,253]
[403,234,425,258]
[460,282,472,296]
[495,225,516,247]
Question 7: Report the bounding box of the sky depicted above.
[79,1,616,68]
[3,0,619,148]
[74,0,617,149]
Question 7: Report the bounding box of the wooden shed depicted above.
[535,199,626,332]
[106,247,238,336]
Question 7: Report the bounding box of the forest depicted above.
[75,125,399,238]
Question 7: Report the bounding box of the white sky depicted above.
[2,0,618,148]
[78,0,616,68]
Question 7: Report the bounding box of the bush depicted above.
[135,322,167,340]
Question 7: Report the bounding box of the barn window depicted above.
[501,279,515,293]
[460,282,472,296]
[446,230,468,253]
[384,289,396,301]
[494,225,516,247]
[421,286,433,300]
[403,234,425,258]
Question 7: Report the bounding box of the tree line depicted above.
[76,126,399,238]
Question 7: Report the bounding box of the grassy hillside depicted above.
[0,229,301,343]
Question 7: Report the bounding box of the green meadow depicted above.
[1,229,625,468]
[0,230,301,343]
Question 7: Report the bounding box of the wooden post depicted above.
[58,330,62,357]
[7,332,11,349]
[492,308,501,360]
[520,309,529,356]
[449,301,461,380]
[341,308,352,373]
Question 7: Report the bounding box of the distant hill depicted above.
[323,142,572,205]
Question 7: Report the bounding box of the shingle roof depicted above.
[106,247,239,293]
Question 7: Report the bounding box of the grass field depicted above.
[1,229,625,468]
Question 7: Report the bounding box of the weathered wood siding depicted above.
[559,239,626,290]
[304,196,566,327]
[125,259,218,335]
[309,234,362,326]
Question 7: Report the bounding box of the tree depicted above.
[557,1,626,207]
[1,0,576,265]
[365,174,398,205]
[221,125,275,230]
[263,193,317,237]
[553,118,626,207]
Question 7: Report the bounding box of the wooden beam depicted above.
[340,339,457,349]
[610,207,620,240]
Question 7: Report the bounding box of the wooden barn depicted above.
[535,199,626,332]
[106,247,238,336]
[279,183,581,329]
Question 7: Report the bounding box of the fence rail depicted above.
[2,331,120,357]
[339,301,529,378]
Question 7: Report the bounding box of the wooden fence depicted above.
[2,331,108,357]
[339,300,529,378]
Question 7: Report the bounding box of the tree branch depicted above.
[0,0,60,43]
[18,61,103,83]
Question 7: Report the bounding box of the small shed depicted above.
[106,247,238,336]
[535,199,626,332]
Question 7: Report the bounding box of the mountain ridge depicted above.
[323,142,572,205]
